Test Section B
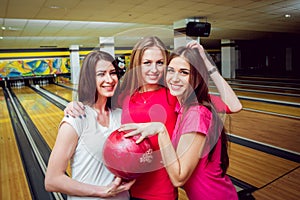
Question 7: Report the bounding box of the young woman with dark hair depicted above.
[120,42,239,200]
[45,51,134,200]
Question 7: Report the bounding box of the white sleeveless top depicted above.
[62,106,129,200]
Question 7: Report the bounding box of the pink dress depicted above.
[172,104,238,200]
[121,87,178,200]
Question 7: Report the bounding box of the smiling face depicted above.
[95,60,118,98]
[140,46,165,90]
[166,56,191,102]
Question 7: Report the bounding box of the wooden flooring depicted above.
[225,110,300,152]
[0,88,31,200]
[228,143,298,188]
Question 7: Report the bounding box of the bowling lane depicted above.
[234,90,300,104]
[228,77,300,88]
[228,83,299,95]
[225,110,300,153]
[252,166,300,200]
[0,88,32,200]
[210,84,300,118]
[227,142,299,189]
[12,86,70,175]
[210,87,300,104]
[239,100,300,118]
[12,86,64,150]
[58,82,78,90]
[41,84,77,102]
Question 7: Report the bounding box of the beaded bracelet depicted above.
[208,67,218,75]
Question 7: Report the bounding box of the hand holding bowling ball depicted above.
[102,129,155,180]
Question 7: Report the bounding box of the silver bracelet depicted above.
[208,67,218,75]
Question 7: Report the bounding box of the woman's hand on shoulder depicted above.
[64,101,85,118]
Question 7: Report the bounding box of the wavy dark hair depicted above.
[77,50,119,109]
[168,46,229,177]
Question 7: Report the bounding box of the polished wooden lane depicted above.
[0,88,32,200]
[210,85,300,118]
[239,99,300,117]
[42,84,77,102]
[252,166,300,200]
[225,110,300,153]
[210,79,300,151]
[57,82,78,90]
[12,86,71,175]
[227,143,299,188]
[12,86,63,149]
[227,84,299,95]
[210,87,300,104]
[235,90,300,104]
[228,77,300,89]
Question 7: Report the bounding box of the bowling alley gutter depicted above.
[4,87,66,200]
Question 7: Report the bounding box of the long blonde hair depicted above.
[119,36,169,98]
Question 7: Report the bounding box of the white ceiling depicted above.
[0,0,299,49]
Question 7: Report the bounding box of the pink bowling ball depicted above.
[102,129,155,180]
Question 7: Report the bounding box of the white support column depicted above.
[99,37,115,57]
[221,39,237,79]
[69,45,80,85]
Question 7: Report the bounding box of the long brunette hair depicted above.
[77,50,119,108]
[169,47,229,176]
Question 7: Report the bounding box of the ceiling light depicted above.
[50,5,61,9]
[7,27,22,31]
[0,26,21,31]
[285,14,291,18]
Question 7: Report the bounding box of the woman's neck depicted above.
[139,84,161,93]
[176,95,184,106]
[94,97,108,113]
[94,97,110,127]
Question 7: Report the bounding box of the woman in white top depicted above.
[45,51,135,200]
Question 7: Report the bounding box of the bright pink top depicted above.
[172,104,238,200]
[121,87,178,200]
[210,94,231,114]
